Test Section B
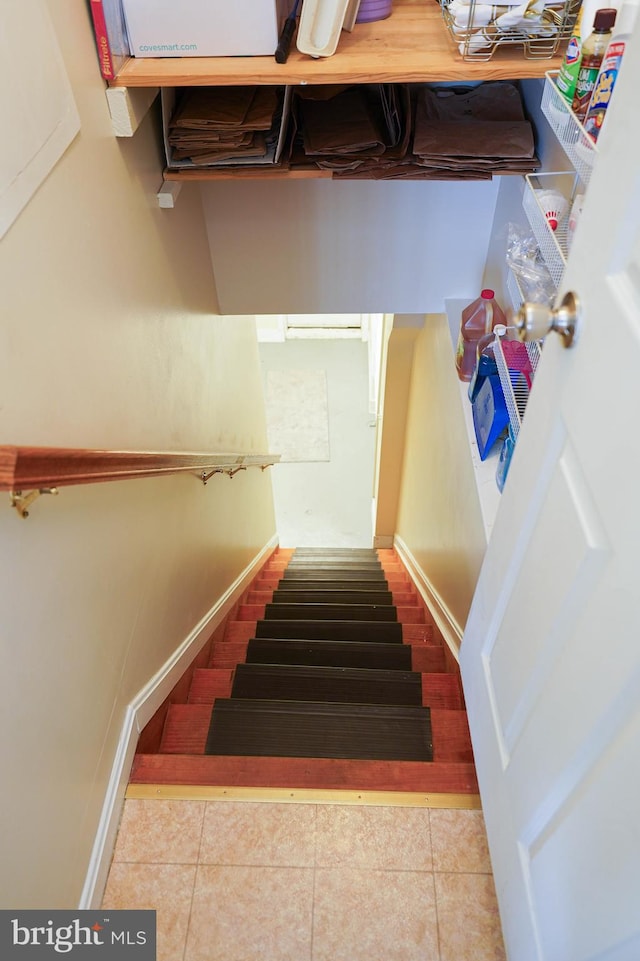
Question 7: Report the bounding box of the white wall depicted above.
[259,338,375,546]
[201,178,500,314]
[0,2,276,908]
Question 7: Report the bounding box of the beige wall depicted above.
[392,316,487,640]
[373,320,421,541]
[0,3,275,908]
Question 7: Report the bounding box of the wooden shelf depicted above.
[109,1,566,89]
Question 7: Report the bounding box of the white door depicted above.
[460,26,640,961]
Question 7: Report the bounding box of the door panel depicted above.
[461,27,640,961]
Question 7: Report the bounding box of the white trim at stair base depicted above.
[78,534,279,910]
[393,535,464,662]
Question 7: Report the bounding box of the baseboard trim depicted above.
[393,535,464,662]
[79,535,278,909]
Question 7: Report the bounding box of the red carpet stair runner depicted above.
[131,548,478,794]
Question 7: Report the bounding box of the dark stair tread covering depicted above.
[205,698,433,761]
[287,554,382,570]
[245,637,413,670]
[232,662,422,705]
[264,603,397,622]
[281,565,386,583]
[270,590,394,605]
[255,619,403,643]
[293,548,379,555]
[272,580,391,593]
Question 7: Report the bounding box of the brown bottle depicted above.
[572,8,617,120]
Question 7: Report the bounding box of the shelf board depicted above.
[110,1,566,89]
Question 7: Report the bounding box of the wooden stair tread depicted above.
[281,567,386,582]
[255,619,404,643]
[231,662,423,705]
[269,589,394,605]
[244,637,413,670]
[161,704,469,762]
[205,698,433,761]
[130,753,479,793]
[263,602,398,622]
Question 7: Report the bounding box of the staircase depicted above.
[131,548,478,795]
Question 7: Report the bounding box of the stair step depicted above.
[263,603,398,622]
[255,619,403,644]
[204,699,433,761]
[245,637,413,670]
[293,548,379,557]
[130,754,479,794]
[231,663,423,706]
[396,606,426,625]
[283,561,384,579]
[411,647,447,673]
[282,570,387,581]
[210,642,248,668]
[188,668,233,703]
[421,673,464,710]
[158,703,469,764]
[160,704,212,753]
[255,574,410,590]
[291,557,381,565]
[269,589,394,605]
[431,709,474,763]
[271,579,390,592]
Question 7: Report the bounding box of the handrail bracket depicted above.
[10,488,59,519]
[200,466,247,485]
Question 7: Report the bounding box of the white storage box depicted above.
[121,0,288,58]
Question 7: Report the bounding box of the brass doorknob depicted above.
[513,291,580,347]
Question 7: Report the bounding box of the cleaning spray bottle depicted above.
[556,0,607,104]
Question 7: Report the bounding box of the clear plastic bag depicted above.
[505,222,556,305]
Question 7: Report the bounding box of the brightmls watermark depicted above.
[0,912,156,958]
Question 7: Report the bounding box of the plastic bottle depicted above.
[572,8,618,120]
[556,0,612,105]
[468,324,507,402]
[556,4,588,104]
[455,290,507,382]
[583,0,639,141]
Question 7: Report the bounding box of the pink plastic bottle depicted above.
[455,289,507,382]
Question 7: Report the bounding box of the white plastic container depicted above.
[296,0,360,58]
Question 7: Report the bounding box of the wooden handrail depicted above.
[0,446,279,516]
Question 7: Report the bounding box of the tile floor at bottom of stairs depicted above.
[103,798,506,961]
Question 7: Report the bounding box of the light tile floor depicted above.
[102,799,506,961]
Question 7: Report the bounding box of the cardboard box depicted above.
[122,0,288,58]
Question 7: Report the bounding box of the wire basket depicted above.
[440,0,580,62]
[507,267,525,313]
[493,332,542,440]
[522,171,580,288]
[541,71,598,185]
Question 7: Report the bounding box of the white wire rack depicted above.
[507,268,525,313]
[493,332,542,440]
[541,71,598,185]
[522,171,580,289]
